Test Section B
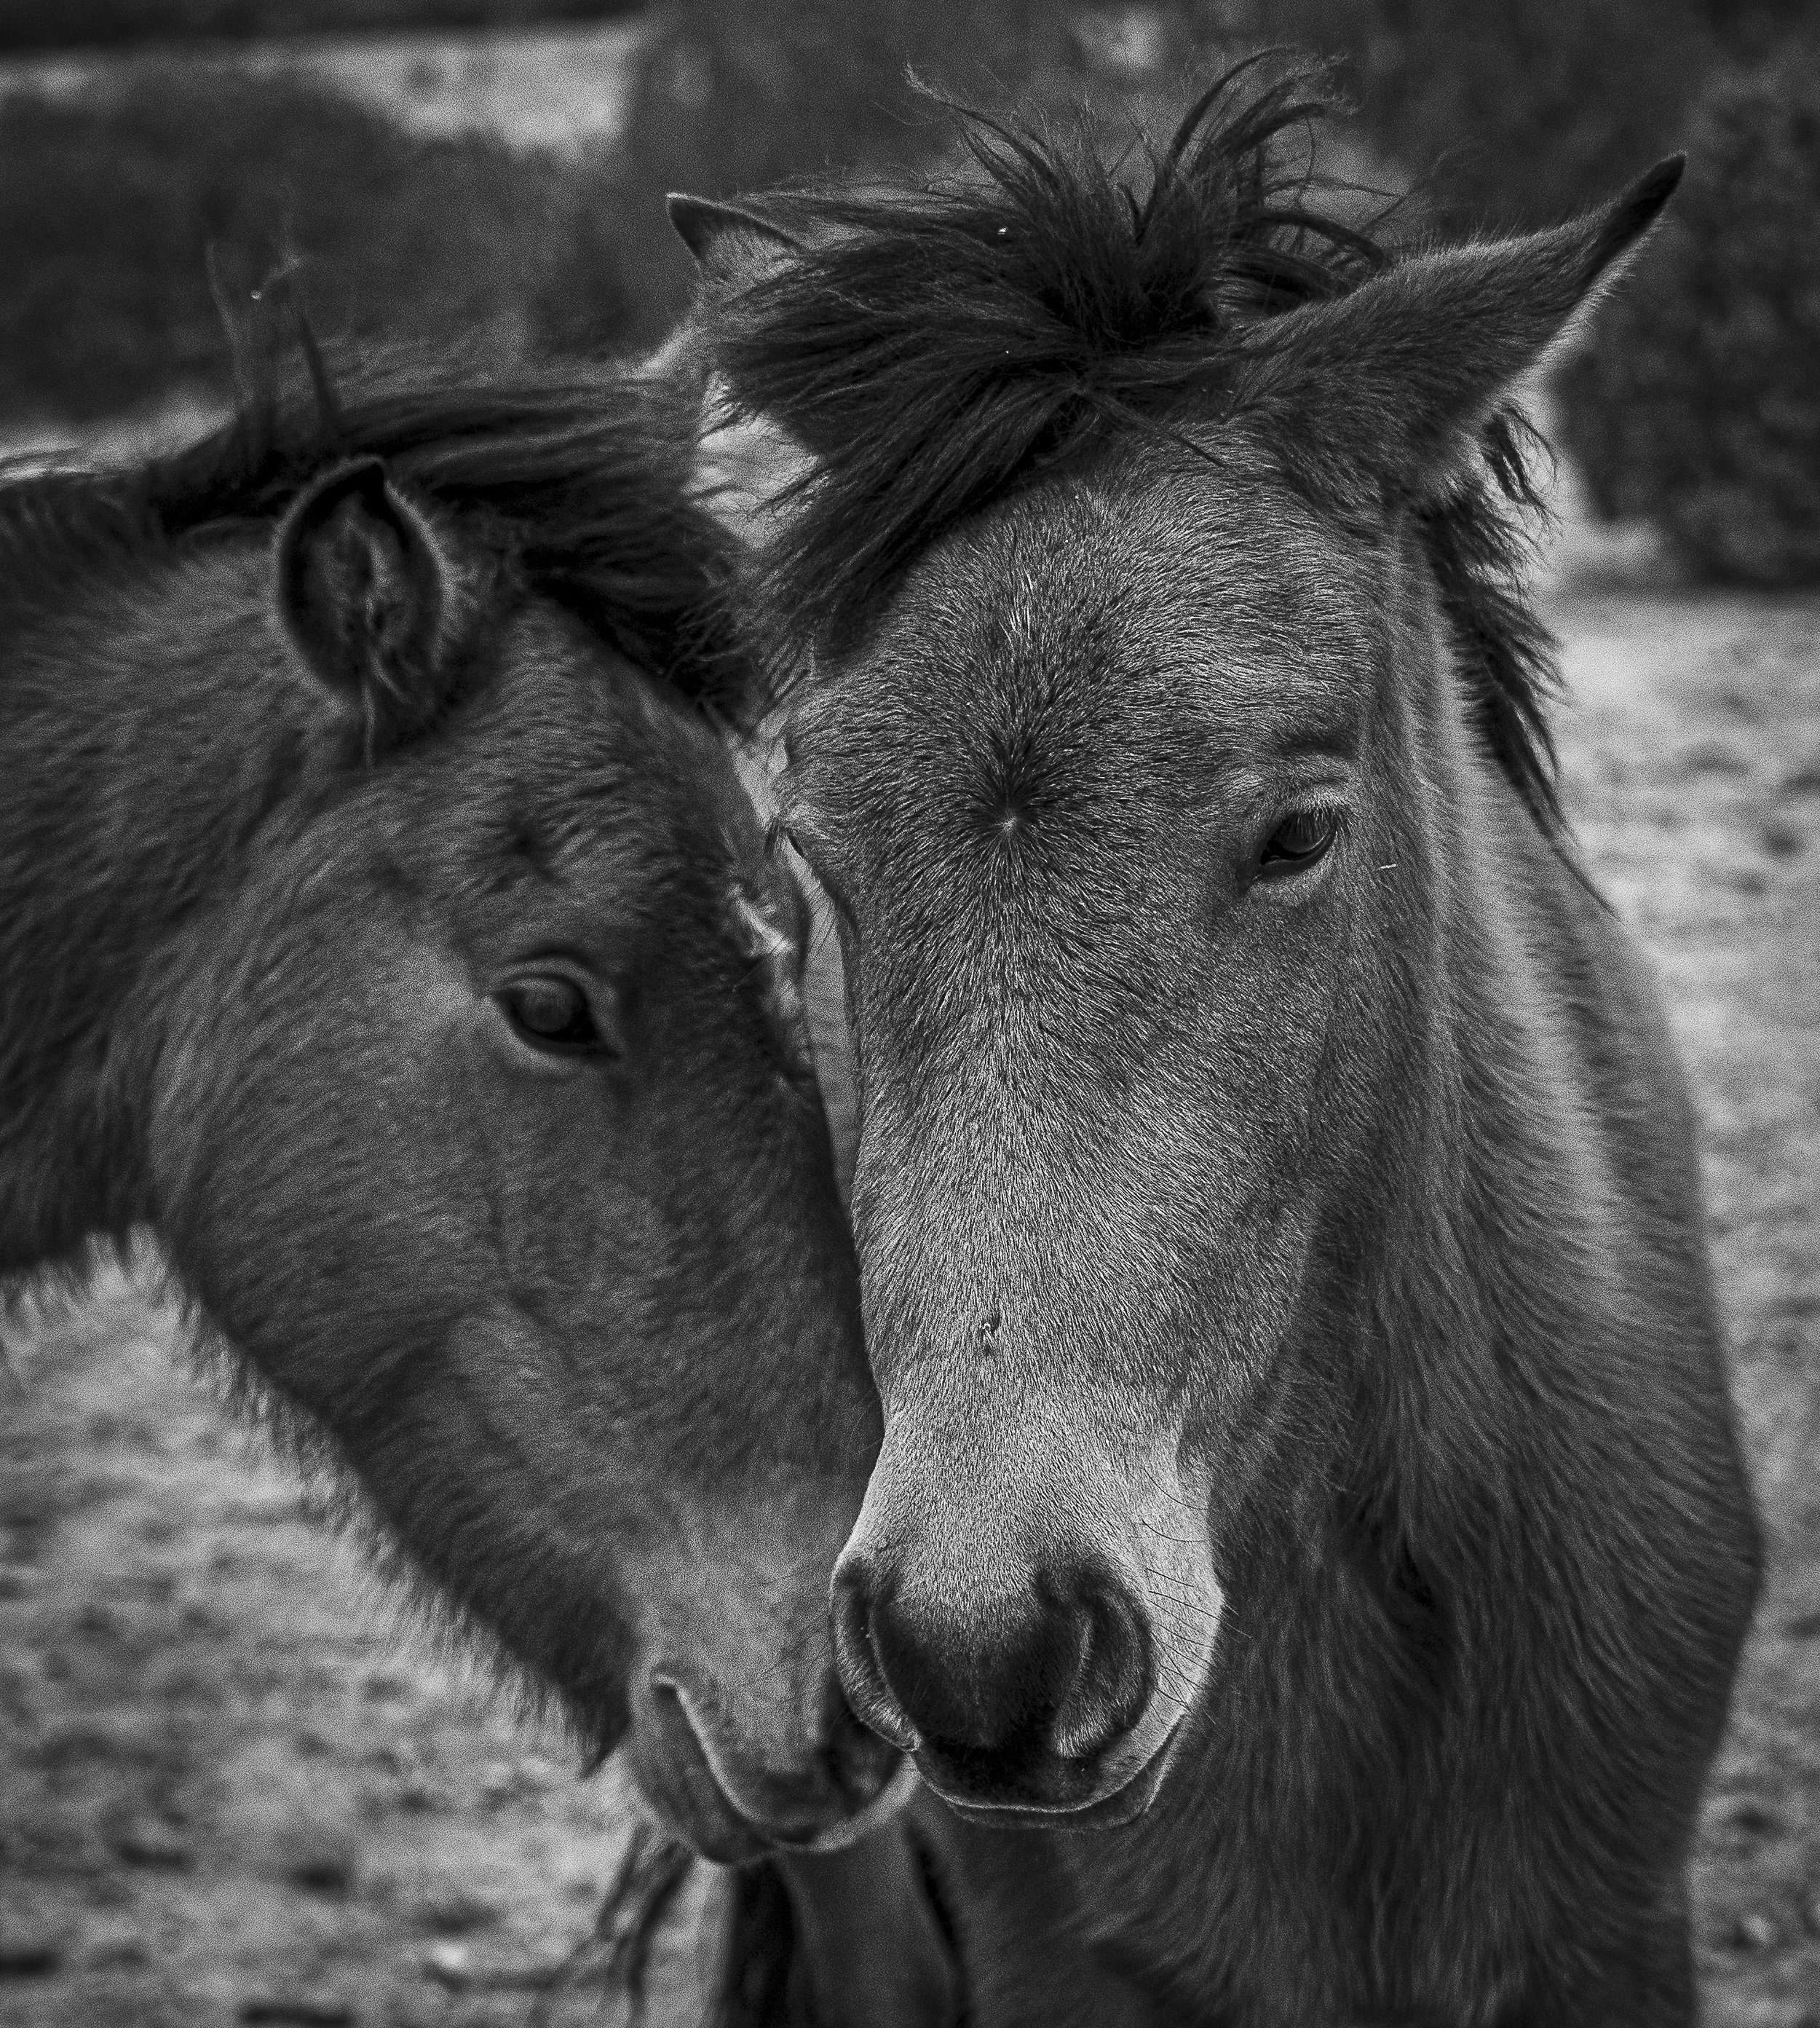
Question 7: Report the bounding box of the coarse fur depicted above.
[0,340,917,1893]
[677,63,1762,2027]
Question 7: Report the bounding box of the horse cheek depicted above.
[146,904,476,1419]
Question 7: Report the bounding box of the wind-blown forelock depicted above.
[711,58,1566,828]
[0,349,753,718]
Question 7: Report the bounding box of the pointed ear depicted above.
[274,458,472,754]
[664,199,815,542]
[667,193,799,293]
[1247,157,1684,497]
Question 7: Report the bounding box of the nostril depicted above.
[831,1559,920,1752]
[647,1672,724,1772]
[835,1550,1156,1780]
[1048,1567,1154,1765]
[648,1674,689,1732]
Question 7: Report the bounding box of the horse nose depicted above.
[833,1547,1152,1777]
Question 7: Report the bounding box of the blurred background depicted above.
[1,5,1816,2027]
[0,0,1814,585]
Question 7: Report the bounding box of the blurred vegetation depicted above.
[1556,39,1820,586]
[1234,0,1714,229]
[1,0,1816,593]
[566,1,1209,352]
[0,1,633,50]
[574,0,1768,350]
[0,69,613,423]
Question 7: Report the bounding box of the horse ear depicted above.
[668,193,799,292]
[274,457,471,753]
[1250,157,1684,497]
[665,198,815,543]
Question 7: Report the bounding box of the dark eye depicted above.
[1257,808,1339,880]
[498,975,604,1055]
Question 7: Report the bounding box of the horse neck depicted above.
[0,534,312,1281]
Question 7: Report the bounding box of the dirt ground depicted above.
[2,582,1817,2027]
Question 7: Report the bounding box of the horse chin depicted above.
[764,1754,922,1853]
[918,1706,1187,1834]
[625,1674,916,1863]
[626,1753,917,1866]
[624,1724,782,1865]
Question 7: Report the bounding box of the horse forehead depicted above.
[842,483,1362,798]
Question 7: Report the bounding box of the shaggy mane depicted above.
[0,342,751,717]
[711,59,1564,826]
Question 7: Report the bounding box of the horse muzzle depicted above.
[626,1664,916,1863]
[829,1410,1223,1820]
[831,1539,1190,1817]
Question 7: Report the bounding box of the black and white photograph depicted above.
[1,2,1815,2024]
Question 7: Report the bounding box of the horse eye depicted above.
[498,975,603,1054]
[1257,809,1338,880]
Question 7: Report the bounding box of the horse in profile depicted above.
[0,352,922,1893]
[674,65,1762,2024]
